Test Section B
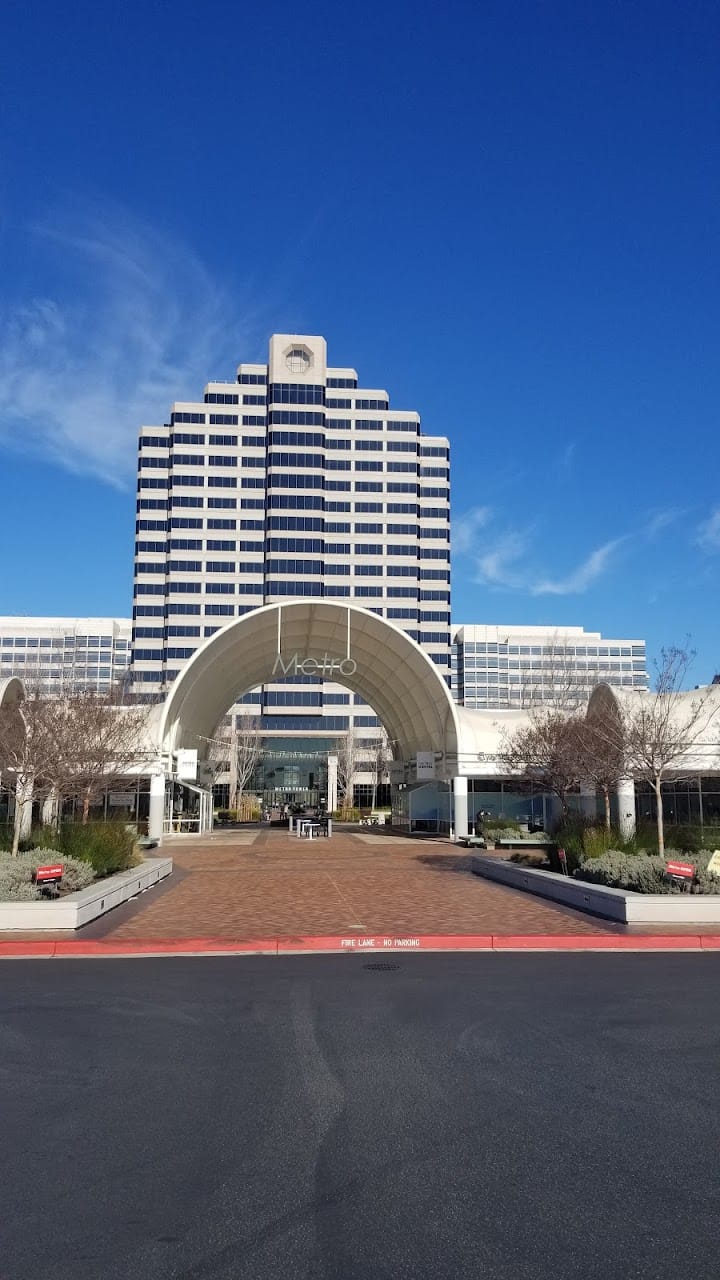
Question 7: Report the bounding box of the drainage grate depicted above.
[363,962,400,971]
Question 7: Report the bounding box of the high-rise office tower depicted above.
[131,334,450,797]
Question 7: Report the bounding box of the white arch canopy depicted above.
[0,676,24,711]
[159,601,461,771]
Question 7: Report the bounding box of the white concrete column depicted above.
[617,777,636,839]
[327,754,338,813]
[579,782,597,822]
[16,774,34,840]
[453,776,469,840]
[42,787,59,828]
[148,772,166,842]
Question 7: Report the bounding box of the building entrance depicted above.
[152,602,465,839]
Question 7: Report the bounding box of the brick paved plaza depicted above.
[76,825,617,942]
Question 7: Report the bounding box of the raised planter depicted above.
[471,855,720,925]
[0,857,173,931]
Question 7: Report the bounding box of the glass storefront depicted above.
[634,777,720,829]
[252,736,334,809]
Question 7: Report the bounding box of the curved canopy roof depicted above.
[0,676,24,711]
[159,601,461,768]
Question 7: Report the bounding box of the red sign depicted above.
[666,861,695,880]
[34,864,64,883]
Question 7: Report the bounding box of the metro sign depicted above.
[272,652,357,678]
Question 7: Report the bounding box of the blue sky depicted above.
[1,0,718,681]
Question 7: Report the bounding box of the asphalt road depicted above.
[1,954,719,1280]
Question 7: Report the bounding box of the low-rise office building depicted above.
[452,624,648,710]
[0,618,131,694]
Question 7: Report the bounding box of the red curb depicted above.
[490,934,707,951]
[0,940,57,957]
[274,934,496,953]
[52,937,280,957]
[2,932,719,958]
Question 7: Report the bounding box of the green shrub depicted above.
[32,822,137,877]
[0,850,95,900]
[481,817,522,832]
[216,799,261,822]
[0,878,41,901]
[581,826,619,859]
[485,826,532,841]
[332,808,361,822]
[575,848,719,894]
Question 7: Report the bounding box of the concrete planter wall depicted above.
[471,855,720,925]
[0,857,173,931]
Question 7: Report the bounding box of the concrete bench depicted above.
[455,835,487,849]
[495,838,550,851]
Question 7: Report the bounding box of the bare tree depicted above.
[230,716,263,810]
[51,692,150,823]
[335,728,359,814]
[601,646,717,856]
[519,632,601,712]
[368,729,391,811]
[206,715,263,811]
[0,691,56,855]
[575,708,625,830]
[501,711,584,820]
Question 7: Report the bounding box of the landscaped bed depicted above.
[0,821,141,901]
[470,820,720,922]
[573,848,719,894]
[0,849,97,900]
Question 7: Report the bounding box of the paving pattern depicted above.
[85,826,618,940]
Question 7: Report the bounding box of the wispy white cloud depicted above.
[643,508,682,540]
[452,505,493,554]
[697,508,720,551]
[473,529,532,590]
[531,538,625,596]
[462,519,624,596]
[0,208,260,487]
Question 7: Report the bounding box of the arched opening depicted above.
[153,602,462,837]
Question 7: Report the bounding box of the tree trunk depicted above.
[654,777,665,857]
[228,728,238,810]
[603,786,611,830]
[11,800,23,857]
[11,774,32,857]
[82,787,91,825]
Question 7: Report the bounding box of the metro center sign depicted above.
[272,652,358,678]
